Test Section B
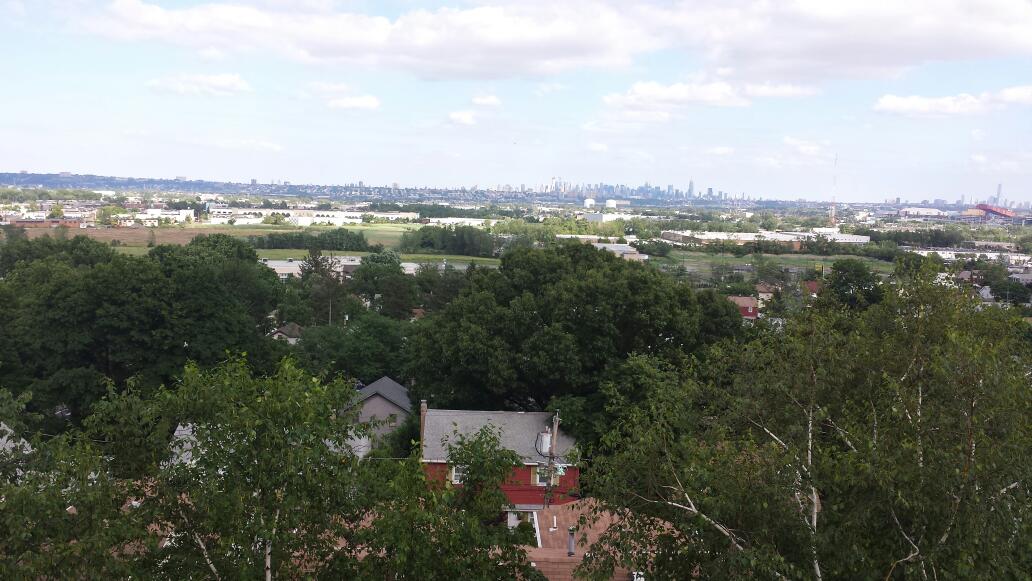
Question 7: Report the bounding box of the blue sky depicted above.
[1,0,1031,202]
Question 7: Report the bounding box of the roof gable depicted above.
[357,376,412,413]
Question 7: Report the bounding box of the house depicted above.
[354,377,412,431]
[346,377,413,458]
[591,243,648,262]
[727,295,759,320]
[419,404,579,510]
[755,283,776,307]
[978,286,995,302]
[270,322,303,345]
[802,280,823,297]
[1009,272,1032,285]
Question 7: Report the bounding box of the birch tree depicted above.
[581,275,1032,579]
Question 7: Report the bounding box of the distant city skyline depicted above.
[1,1,1031,202]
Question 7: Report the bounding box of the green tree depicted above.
[351,250,418,319]
[581,277,1032,579]
[406,245,741,445]
[0,433,153,578]
[825,258,883,308]
[297,312,406,382]
[139,359,369,579]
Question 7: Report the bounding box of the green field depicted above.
[654,250,895,275]
[213,222,421,248]
[114,245,500,266]
[254,249,500,265]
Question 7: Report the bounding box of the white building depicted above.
[427,217,492,227]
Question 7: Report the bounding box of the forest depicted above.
[1,226,1029,579]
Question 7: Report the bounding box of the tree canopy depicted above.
[405,243,742,444]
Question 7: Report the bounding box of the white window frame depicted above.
[451,465,466,484]
[533,465,556,487]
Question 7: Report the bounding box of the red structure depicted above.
[419,404,580,507]
[975,204,1016,219]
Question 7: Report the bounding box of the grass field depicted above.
[26,223,421,249]
[253,249,500,265]
[654,250,895,275]
[113,246,500,265]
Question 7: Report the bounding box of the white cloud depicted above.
[742,83,819,98]
[587,142,608,152]
[449,110,477,125]
[971,153,988,164]
[147,73,252,97]
[783,136,825,157]
[327,95,380,110]
[997,85,1032,104]
[472,94,502,107]
[603,77,819,120]
[647,0,1032,81]
[874,93,987,116]
[971,128,987,141]
[873,85,1032,116]
[76,0,1032,83]
[706,146,735,156]
[85,0,663,79]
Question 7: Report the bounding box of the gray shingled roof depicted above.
[357,377,412,413]
[421,409,575,464]
[273,322,304,339]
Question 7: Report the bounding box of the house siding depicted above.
[424,463,581,506]
[358,394,409,437]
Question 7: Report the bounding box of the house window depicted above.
[451,465,466,484]
[533,466,556,487]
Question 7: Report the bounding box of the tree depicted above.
[630,239,672,257]
[414,263,470,311]
[136,359,370,579]
[581,277,1032,579]
[825,258,883,308]
[95,205,128,226]
[46,203,64,219]
[296,312,406,383]
[406,245,741,445]
[0,433,154,578]
[2,360,552,579]
[299,248,360,326]
[351,250,418,319]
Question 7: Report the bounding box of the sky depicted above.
[1,0,1031,202]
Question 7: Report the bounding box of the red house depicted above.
[419,402,580,510]
[727,295,759,320]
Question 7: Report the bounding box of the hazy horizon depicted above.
[2,1,1031,202]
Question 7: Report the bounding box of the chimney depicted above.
[550,411,560,458]
[567,526,575,557]
[419,400,428,448]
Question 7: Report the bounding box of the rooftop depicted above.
[356,376,412,413]
[421,409,575,465]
